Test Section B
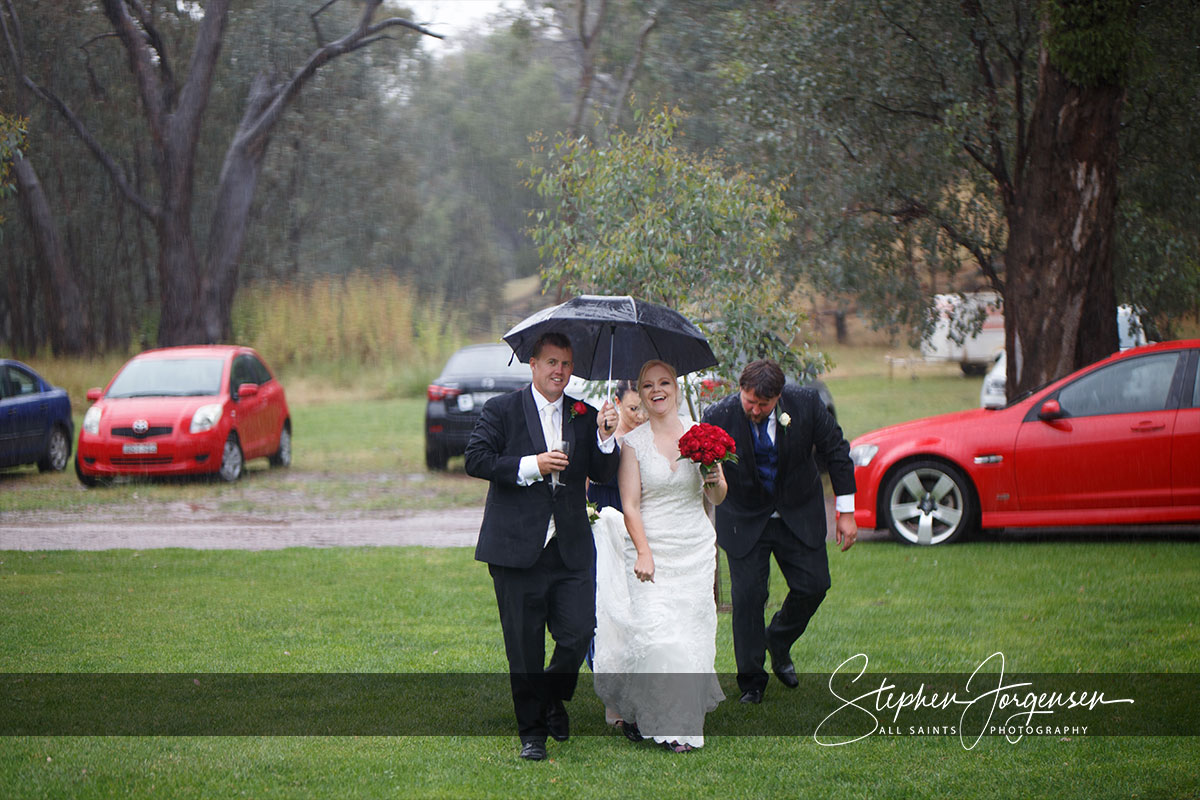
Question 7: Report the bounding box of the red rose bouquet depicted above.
[677,423,738,474]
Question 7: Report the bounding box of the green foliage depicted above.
[528,104,822,385]
[720,2,1020,344]
[1041,0,1139,87]
[0,112,26,219]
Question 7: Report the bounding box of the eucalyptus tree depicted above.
[6,0,441,346]
[726,0,1194,395]
[529,105,816,399]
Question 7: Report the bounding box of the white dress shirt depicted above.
[517,387,616,545]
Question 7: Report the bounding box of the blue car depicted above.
[0,359,74,472]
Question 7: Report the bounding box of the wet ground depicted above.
[0,505,485,550]
[1,492,873,551]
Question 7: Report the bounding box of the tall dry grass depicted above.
[232,274,471,400]
[13,277,473,409]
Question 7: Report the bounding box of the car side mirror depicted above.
[1038,399,1063,421]
[86,387,102,401]
[236,382,259,399]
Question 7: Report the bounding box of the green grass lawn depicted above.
[1,543,1196,799]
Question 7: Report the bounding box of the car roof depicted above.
[455,342,517,354]
[0,358,46,377]
[1119,338,1198,354]
[131,345,248,360]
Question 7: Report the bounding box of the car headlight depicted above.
[849,444,878,467]
[82,406,102,435]
[190,404,224,434]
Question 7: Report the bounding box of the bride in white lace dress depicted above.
[593,359,727,752]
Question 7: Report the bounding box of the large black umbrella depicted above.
[503,295,717,381]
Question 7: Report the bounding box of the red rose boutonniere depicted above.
[570,400,588,420]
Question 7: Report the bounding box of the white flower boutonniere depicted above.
[778,412,792,429]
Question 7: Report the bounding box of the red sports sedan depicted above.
[851,340,1200,545]
[76,346,291,485]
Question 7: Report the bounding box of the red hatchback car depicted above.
[76,345,291,485]
[851,340,1200,545]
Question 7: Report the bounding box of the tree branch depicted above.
[568,0,608,138]
[310,0,341,46]
[127,0,175,104]
[965,22,1014,203]
[0,1,157,220]
[100,0,167,145]
[962,138,1010,195]
[858,195,1004,292]
[610,5,658,129]
[1008,0,1033,188]
[27,78,158,220]
[866,100,942,123]
[835,135,860,164]
[875,0,948,94]
[239,1,442,158]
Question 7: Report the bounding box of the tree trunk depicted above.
[11,156,91,355]
[200,75,274,343]
[1004,48,1122,397]
[155,137,207,346]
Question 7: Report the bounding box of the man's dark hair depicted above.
[738,359,785,398]
[530,331,573,359]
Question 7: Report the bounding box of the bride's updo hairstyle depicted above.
[637,359,679,413]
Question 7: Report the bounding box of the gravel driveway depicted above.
[0,507,485,551]
[0,496,864,551]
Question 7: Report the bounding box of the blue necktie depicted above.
[753,418,777,494]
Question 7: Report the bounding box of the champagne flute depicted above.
[551,439,570,488]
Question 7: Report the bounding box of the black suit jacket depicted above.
[702,383,855,557]
[465,386,620,571]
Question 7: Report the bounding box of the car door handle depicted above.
[1130,422,1165,432]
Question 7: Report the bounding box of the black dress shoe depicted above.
[544,700,569,742]
[739,689,763,704]
[768,639,800,689]
[519,740,547,761]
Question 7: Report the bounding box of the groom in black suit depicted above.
[465,332,619,761]
[702,359,857,704]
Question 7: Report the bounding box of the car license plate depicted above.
[122,442,158,455]
[458,392,501,412]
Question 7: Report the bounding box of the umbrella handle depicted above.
[606,324,615,400]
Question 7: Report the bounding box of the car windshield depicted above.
[443,347,530,378]
[106,358,225,398]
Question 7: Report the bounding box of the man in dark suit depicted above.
[465,332,619,761]
[701,358,857,704]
